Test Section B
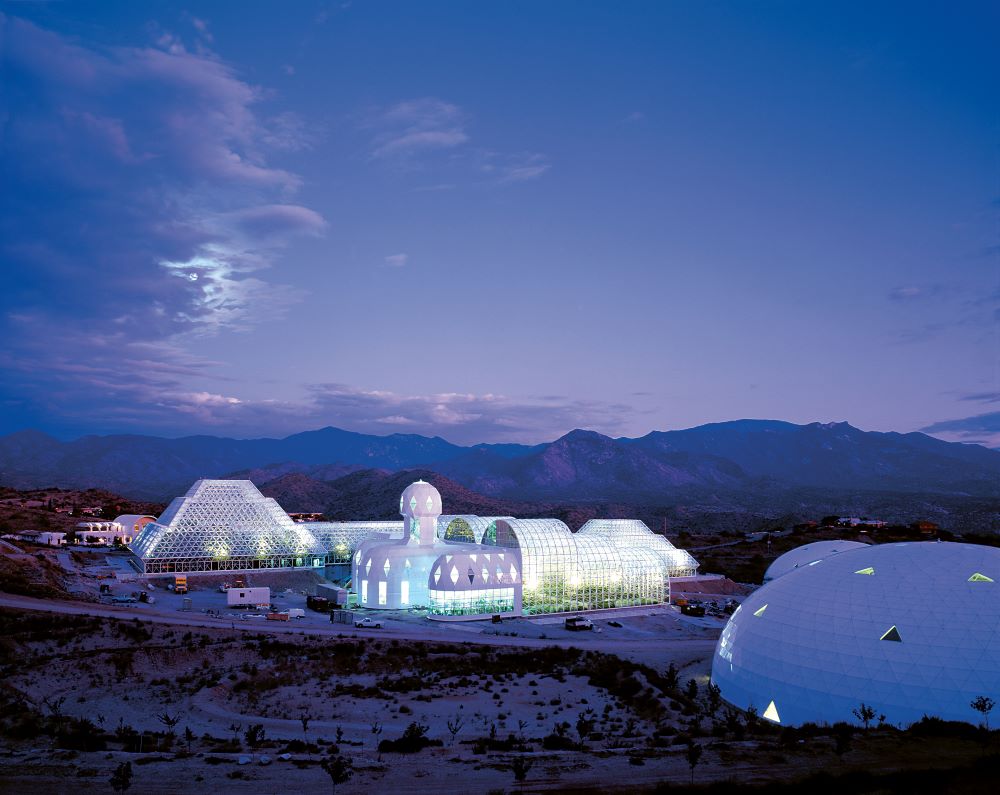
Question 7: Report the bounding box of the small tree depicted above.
[510,755,533,784]
[664,662,679,690]
[705,682,722,716]
[686,740,702,785]
[229,721,242,745]
[685,678,699,701]
[576,711,595,744]
[852,703,876,731]
[301,711,312,743]
[370,720,383,760]
[971,696,996,730]
[157,712,179,737]
[447,714,466,745]
[110,761,132,794]
[321,754,353,795]
[183,726,195,754]
[745,705,759,733]
[245,723,266,755]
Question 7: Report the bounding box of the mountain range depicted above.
[1,421,998,509]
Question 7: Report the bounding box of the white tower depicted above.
[353,480,443,609]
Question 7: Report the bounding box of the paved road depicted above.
[0,592,719,666]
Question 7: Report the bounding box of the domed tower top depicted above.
[399,480,442,519]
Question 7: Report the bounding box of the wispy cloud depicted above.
[363,97,549,185]
[369,98,468,159]
[889,284,943,301]
[922,411,1000,448]
[384,253,408,267]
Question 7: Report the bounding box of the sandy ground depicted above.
[0,597,990,794]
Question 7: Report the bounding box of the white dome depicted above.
[763,540,869,582]
[399,480,442,519]
[712,542,1000,728]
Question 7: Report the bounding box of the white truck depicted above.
[354,616,383,629]
[227,587,271,609]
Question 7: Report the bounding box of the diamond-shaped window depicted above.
[425,495,434,511]
[365,559,372,576]
[383,560,391,576]
[467,568,475,584]
[450,565,459,585]
[409,496,417,511]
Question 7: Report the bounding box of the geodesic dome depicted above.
[763,540,869,582]
[712,541,1000,728]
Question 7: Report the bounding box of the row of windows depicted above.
[141,555,325,574]
[428,587,516,616]
[359,579,411,606]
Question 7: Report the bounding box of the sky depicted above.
[0,1,998,446]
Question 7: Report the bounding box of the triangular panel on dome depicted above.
[763,700,781,723]
[855,567,875,575]
[880,625,902,642]
[753,604,768,617]
[968,572,994,583]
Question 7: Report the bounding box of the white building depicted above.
[713,541,1000,727]
[762,540,869,582]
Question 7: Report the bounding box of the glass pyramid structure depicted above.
[130,479,326,574]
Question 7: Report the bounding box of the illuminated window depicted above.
[378,581,387,606]
[383,560,391,576]
[854,567,875,575]
[763,701,780,723]
[969,572,994,583]
[880,625,901,642]
[401,580,409,605]
[753,604,767,617]
[365,559,372,576]
[361,580,368,603]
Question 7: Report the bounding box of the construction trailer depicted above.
[227,587,271,609]
[315,583,349,606]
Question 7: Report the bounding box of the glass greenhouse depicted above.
[130,480,326,574]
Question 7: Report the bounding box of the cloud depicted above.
[622,111,645,123]
[922,411,1000,448]
[484,152,551,184]
[363,97,549,185]
[0,14,325,429]
[889,285,942,301]
[960,391,1000,404]
[370,98,468,159]
[384,253,408,267]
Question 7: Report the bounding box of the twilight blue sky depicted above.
[1,1,998,445]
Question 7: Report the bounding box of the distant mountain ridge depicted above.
[0,420,998,504]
